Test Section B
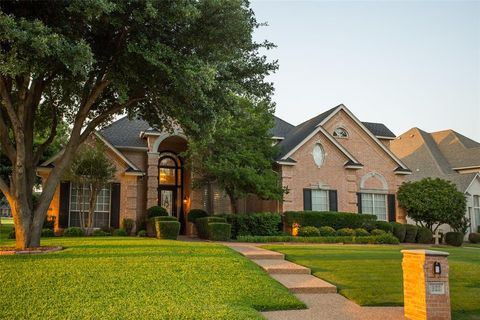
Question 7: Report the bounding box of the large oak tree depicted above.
[0,0,276,249]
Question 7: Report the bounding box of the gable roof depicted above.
[270,116,295,138]
[99,116,150,148]
[362,122,396,139]
[430,130,480,169]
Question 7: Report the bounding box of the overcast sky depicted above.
[251,0,480,141]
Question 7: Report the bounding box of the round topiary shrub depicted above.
[153,216,177,222]
[113,228,128,236]
[371,229,386,236]
[137,230,147,237]
[41,228,55,237]
[404,224,418,243]
[187,209,208,223]
[336,228,355,236]
[196,216,227,239]
[445,232,464,247]
[146,206,168,218]
[390,222,406,242]
[208,222,232,241]
[64,227,85,237]
[468,233,480,244]
[374,233,400,244]
[298,226,320,237]
[354,228,370,237]
[318,226,336,237]
[416,227,433,244]
[155,220,180,240]
[375,221,393,233]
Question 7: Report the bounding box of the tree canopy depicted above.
[397,178,467,233]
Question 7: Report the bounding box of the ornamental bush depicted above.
[146,206,168,218]
[41,228,55,237]
[92,230,109,236]
[375,233,400,244]
[196,216,227,239]
[222,212,281,239]
[8,229,15,239]
[468,233,480,244]
[336,228,355,236]
[64,227,85,237]
[318,226,336,236]
[404,224,418,243]
[416,227,433,244]
[187,209,208,223]
[122,218,135,235]
[113,228,128,236]
[208,223,231,241]
[445,232,464,246]
[354,228,370,237]
[236,235,399,244]
[137,230,147,237]
[390,222,406,242]
[153,216,177,222]
[375,221,393,233]
[371,229,386,236]
[298,226,320,237]
[155,220,180,240]
[43,216,56,230]
[283,211,377,230]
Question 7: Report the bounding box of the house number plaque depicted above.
[428,282,445,295]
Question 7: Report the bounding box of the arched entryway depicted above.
[158,153,183,219]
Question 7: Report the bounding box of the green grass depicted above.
[0,237,304,319]
[263,245,480,320]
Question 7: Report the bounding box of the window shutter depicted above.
[303,189,312,211]
[388,194,396,222]
[59,181,70,228]
[328,190,338,212]
[110,183,121,228]
[357,193,362,213]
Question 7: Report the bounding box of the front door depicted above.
[159,186,177,217]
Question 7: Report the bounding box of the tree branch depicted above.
[0,175,11,199]
[0,76,22,131]
[0,108,16,163]
[33,108,58,165]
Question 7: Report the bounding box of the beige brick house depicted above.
[39,104,411,234]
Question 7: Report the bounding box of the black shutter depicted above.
[303,189,312,211]
[357,193,362,213]
[110,183,121,228]
[59,181,70,228]
[388,194,396,222]
[328,190,338,212]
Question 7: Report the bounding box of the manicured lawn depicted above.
[263,245,480,320]
[0,237,304,319]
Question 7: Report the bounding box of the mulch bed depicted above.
[0,246,63,255]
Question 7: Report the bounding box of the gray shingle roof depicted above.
[431,130,480,169]
[362,122,396,138]
[270,116,295,138]
[99,116,150,148]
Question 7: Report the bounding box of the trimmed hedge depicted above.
[92,230,110,236]
[137,230,147,237]
[468,233,480,244]
[336,228,355,236]
[153,216,177,222]
[404,224,418,243]
[146,206,168,218]
[196,217,227,239]
[64,227,85,237]
[41,228,55,237]
[113,228,127,236]
[222,212,281,239]
[122,218,135,235]
[354,228,370,237]
[208,223,231,241]
[155,220,180,240]
[390,222,406,242]
[237,234,399,244]
[43,216,56,230]
[298,226,320,237]
[416,227,433,244]
[375,221,393,233]
[371,229,386,236]
[284,211,377,230]
[187,209,208,223]
[445,232,463,247]
[318,226,336,236]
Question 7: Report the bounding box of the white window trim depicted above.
[69,183,112,228]
[333,127,349,139]
[311,189,330,211]
[361,193,388,221]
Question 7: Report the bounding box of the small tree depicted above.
[397,178,467,233]
[68,144,115,232]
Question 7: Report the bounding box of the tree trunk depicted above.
[88,184,98,230]
[229,195,238,214]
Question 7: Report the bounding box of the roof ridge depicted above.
[415,129,454,175]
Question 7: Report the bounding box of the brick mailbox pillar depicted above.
[401,249,451,320]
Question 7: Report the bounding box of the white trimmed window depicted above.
[69,183,111,228]
[361,193,387,221]
[333,127,348,138]
[312,190,329,211]
[474,195,480,231]
[312,143,325,167]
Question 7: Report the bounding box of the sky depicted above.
[251,0,480,141]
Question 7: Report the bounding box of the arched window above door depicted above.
[159,155,181,185]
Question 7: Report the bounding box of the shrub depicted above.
[336,228,355,236]
[153,216,177,222]
[390,222,406,242]
[187,209,208,223]
[112,228,127,236]
[375,221,393,233]
[146,206,168,218]
[43,216,56,230]
[208,223,231,241]
[137,230,147,237]
[361,221,376,232]
[468,233,480,244]
[64,227,85,237]
[284,211,377,230]
[318,226,336,236]
[41,228,55,237]
[375,233,400,244]
[8,229,15,239]
[478,226,480,233]
[222,212,281,239]
[100,226,114,235]
[236,235,400,244]
[416,227,433,244]
[445,232,464,247]
[122,218,135,235]
[155,220,180,240]
[92,230,109,236]
[354,228,370,237]
[404,224,418,243]
[371,229,386,236]
[196,216,227,239]
[298,226,320,237]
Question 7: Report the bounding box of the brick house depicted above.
[39,104,411,233]
[391,127,480,236]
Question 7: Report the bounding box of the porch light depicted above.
[434,261,441,275]
[183,196,188,204]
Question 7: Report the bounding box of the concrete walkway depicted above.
[226,243,404,320]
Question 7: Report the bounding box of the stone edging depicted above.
[0,246,63,255]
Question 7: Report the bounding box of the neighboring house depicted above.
[390,128,480,236]
[38,103,411,233]
[0,196,11,217]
